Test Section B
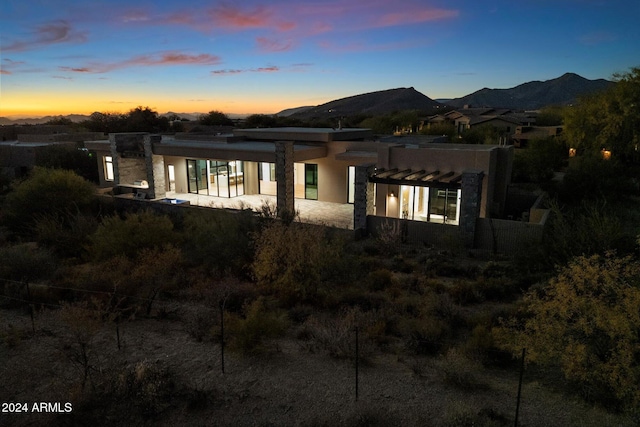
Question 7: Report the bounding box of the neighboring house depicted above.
[86,128,531,250]
[511,126,564,148]
[0,132,103,179]
[424,107,535,142]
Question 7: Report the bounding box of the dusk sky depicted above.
[1,0,638,117]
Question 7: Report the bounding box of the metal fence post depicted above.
[514,348,526,427]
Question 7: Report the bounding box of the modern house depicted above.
[86,128,543,251]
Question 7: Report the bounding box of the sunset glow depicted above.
[1,0,638,118]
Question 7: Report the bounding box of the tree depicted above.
[124,106,169,132]
[497,253,640,409]
[2,168,96,236]
[199,110,234,126]
[564,67,640,163]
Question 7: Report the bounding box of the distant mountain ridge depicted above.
[286,87,442,119]
[0,73,616,126]
[446,73,614,110]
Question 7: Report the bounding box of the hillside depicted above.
[287,87,442,119]
[447,73,614,109]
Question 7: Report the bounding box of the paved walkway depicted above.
[164,192,354,229]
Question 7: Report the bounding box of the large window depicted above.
[104,156,114,181]
[187,159,244,197]
[347,166,355,204]
[399,185,461,225]
[258,162,277,195]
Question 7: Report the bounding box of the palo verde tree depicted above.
[564,67,640,163]
[496,252,640,410]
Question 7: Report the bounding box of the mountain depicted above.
[447,73,614,110]
[276,106,314,117]
[285,87,442,119]
[0,114,90,125]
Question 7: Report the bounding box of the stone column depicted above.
[275,141,294,218]
[353,164,375,234]
[144,134,165,199]
[460,170,484,248]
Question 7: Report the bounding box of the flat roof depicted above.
[154,137,327,162]
[233,127,373,142]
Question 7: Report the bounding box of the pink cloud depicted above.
[0,69,11,75]
[4,20,87,52]
[209,3,295,31]
[376,8,459,27]
[211,65,281,76]
[59,51,222,73]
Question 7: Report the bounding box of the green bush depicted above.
[2,168,95,236]
[496,253,640,410]
[227,297,289,354]
[89,210,179,260]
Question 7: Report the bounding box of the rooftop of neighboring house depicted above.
[233,127,373,142]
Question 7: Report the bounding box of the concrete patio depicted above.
[164,192,354,229]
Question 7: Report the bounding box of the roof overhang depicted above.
[153,140,327,162]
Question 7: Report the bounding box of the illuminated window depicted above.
[104,156,114,181]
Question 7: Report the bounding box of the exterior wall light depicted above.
[389,191,396,198]
[601,149,612,160]
[568,148,577,157]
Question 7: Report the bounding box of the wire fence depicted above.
[1,277,529,426]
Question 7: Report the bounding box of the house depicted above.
[0,131,103,179]
[86,128,534,250]
[511,125,564,148]
[424,107,535,143]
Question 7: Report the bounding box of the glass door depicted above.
[305,164,318,200]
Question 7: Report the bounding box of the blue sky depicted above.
[1,0,638,117]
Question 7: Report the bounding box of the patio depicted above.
[164,191,354,229]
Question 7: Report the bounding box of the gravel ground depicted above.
[0,305,633,427]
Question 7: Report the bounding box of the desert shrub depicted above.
[359,269,394,294]
[59,300,104,389]
[33,211,98,259]
[402,316,450,355]
[439,348,488,390]
[2,168,96,236]
[252,222,344,305]
[89,210,179,260]
[183,307,217,342]
[300,307,376,361]
[226,297,289,354]
[441,402,509,427]
[182,209,257,277]
[496,252,640,410]
[475,276,519,301]
[447,279,483,305]
[0,243,58,282]
[70,361,176,423]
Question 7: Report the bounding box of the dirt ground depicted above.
[0,303,633,427]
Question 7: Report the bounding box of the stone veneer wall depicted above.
[460,170,484,248]
[353,164,375,233]
[275,141,294,217]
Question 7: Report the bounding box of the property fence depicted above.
[1,278,533,426]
